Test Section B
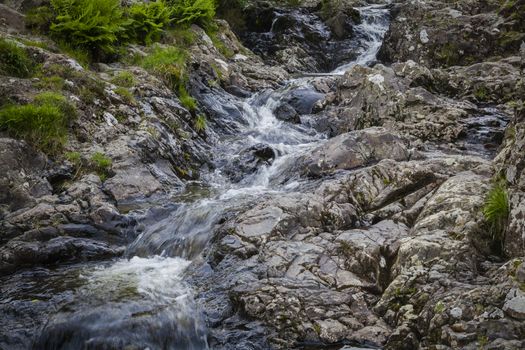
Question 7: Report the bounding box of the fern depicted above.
[483,181,510,242]
[168,0,216,26]
[125,0,172,45]
[50,0,126,59]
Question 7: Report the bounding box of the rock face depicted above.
[495,105,525,257]
[378,0,525,68]
[232,1,363,72]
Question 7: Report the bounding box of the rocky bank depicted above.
[1,0,525,350]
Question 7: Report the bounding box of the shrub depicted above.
[0,38,34,78]
[141,45,187,89]
[0,92,76,153]
[49,0,126,60]
[483,181,510,243]
[168,0,216,26]
[125,0,172,45]
[25,6,55,33]
[111,71,136,88]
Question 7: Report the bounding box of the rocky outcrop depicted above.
[495,104,525,257]
[226,0,364,72]
[378,0,525,68]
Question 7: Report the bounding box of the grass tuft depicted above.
[483,181,510,244]
[0,38,35,78]
[0,92,76,154]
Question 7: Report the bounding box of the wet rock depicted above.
[237,3,360,72]
[222,144,277,182]
[302,128,410,177]
[275,103,300,123]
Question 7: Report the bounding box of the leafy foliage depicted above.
[49,0,126,59]
[0,92,76,153]
[25,6,55,33]
[0,38,34,78]
[483,181,510,243]
[168,0,216,26]
[125,0,172,45]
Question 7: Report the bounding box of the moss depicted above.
[165,27,196,47]
[436,42,461,67]
[65,151,81,165]
[434,301,445,313]
[474,86,489,101]
[0,38,35,78]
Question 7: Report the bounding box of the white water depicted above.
[56,3,393,349]
[333,4,391,74]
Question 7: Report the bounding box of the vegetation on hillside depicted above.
[0,92,76,154]
[483,180,510,252]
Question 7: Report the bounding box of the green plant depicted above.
[50,0,126,60]
[111,71,135,88]
[114,87,135,104]
[125,0,172,45]
[434,301,445,313]
[0,38,34,78]
[0,92,76,153]
[90,152,112,180]
[25,6,55,33]
[207,29,234,58]
[474,86,489,101]
[141,45,188,89]
[168,0,216,26]
[483,181,510,243]
[179,85,197,110]
[194,114,206,132]
[57,42,91,67]
[165,27,195,47]
[65,151,81,164]
[35,75,65,91]
[34,91,77,119]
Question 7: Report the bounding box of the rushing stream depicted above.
[0,2,509,350]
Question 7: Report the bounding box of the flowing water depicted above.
[0,2,508,349]
[28,5,394,349]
